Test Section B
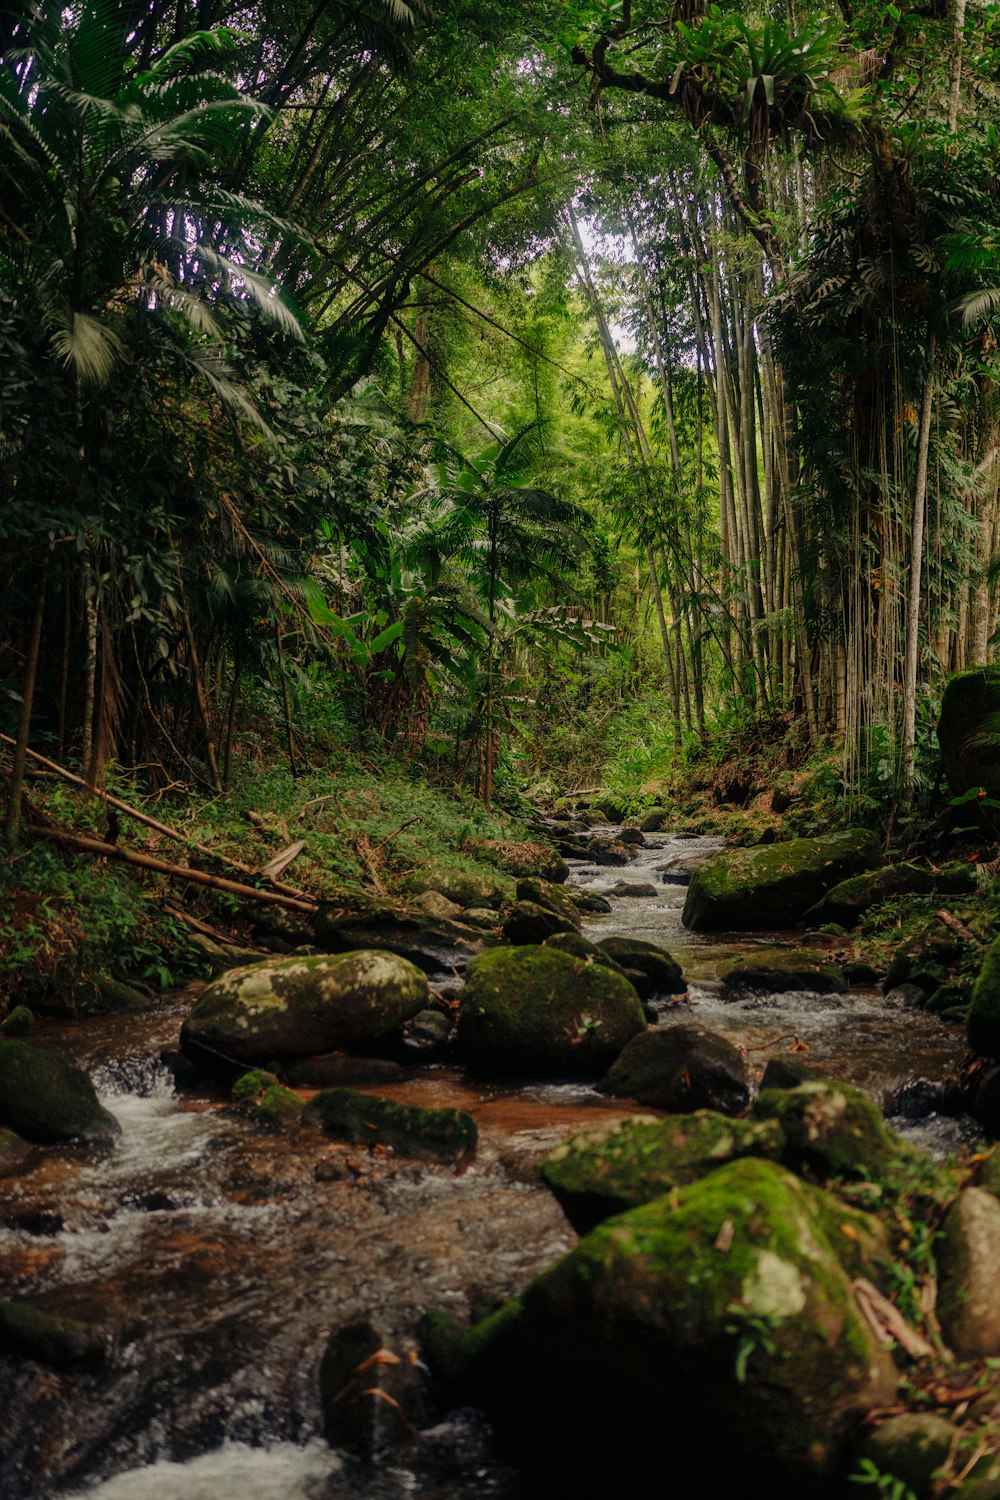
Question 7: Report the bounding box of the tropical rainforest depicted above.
[8,2,1000,1498]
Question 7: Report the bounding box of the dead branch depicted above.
[853,1278,934,1360]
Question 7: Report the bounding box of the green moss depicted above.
[2,1006,36,1037]
[683,828,881,932]
[752,1080,900,1181]
[0,1040,119,1144]
[304,1087,477,1161]
[969,935,1000,1058]
[457,945,645,1078]
[231,1068,279,1104]
[721,947,846,994]
[0,1299,106,1366]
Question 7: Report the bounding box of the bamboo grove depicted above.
[3,0,1000,836]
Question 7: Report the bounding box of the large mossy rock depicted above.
[968,935,1000,1058]
[313,901,487,972]
[540,1111,784,1232]
[459,1158,897,1492]
[809,863,976,928]
[752,1080,901,1181]
[456,946,645,1078]
[0,1041,119,1144]
[501,900,577,945]
[938,666,1000,813]
[180,951,428,1065]
[304,1087,476,1161]
[721,947,846,995]
[860,1414,956,1500]
[397,867,510,910]
[599,1024,750,1115]
[682,828,881,932]
[595,936,685,995]
[514,878,581,926]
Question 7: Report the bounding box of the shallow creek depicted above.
[0,831,970,1498]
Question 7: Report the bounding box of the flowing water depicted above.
[0,830,972,1498]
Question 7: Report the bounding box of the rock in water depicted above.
[457,946,645,1078]
[720,947,846,994]
[460,1157,896,1492]
[180,951,428,1064]
[682,828,880,931]
[937,1188,1000,1357]
[595,936,685,995]
[599,1024,749,1114]
[0,1041,119,1144]
[501,900,577,945]
[304,1088,476,1161]
[320,1319,429,1459]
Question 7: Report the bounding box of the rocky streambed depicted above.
[0,829,979,1498]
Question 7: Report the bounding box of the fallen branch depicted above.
[160,903,260,947]
[259,840,306,881]
[936,908,979,945]
[370,816,419,853]
[0,733,310,900]
[29,825,319,914]
[853,1278,934,1360]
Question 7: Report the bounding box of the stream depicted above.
[0,830,972,1499]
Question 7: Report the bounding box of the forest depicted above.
[7,1,1000,1498]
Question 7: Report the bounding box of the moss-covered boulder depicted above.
[514,878,581,926]
[398,867,510,910]
[752,1080,900,1181]
[460,1158,897,1492]
[938,665,1000,817]
[809,863,976,928]
[937,1188,1000,1357]
[860,1414,957,1499]
[569,889,613,914]
[180,950,428,1065]
[2,1006,35,1038]
[599,1024,750,1115]
[457,946,645,1078]
[585,836,631,867]
[595,936,685,996]
[721,947,846,995]
[968,935,1000,1059]
[639,806,669,832]
[541,930,613,965]
[501,900,578,945]
[304,1087,476,1161]
[541,1111,784,1232]
[682,828,881,932]
[314,901,488,971]
[0,1299,107,1366]
[0,1041,119,1144]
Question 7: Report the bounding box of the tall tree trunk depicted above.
[900,332,937,797]
[4,561,48,852]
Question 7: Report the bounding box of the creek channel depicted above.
[0,830,970,1499]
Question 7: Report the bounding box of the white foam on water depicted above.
[66,1440,340,1499]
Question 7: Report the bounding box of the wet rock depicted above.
[459,1158,896,1493]
[585,837,631,867]
[968,935,1000,1059]
[619,828,645,846]
[320,1319,429,1459]
[540,1110,785,1232]
[720,947,846,995]
[0,1126,35,1176]
[0,1299,107,1367]
[187,934,271,978]
[759,1055,818,1091]
[592,795,627,823]
[403,1008,452,1058]
[459,907,503,932]
[752,1080,900,1181]
[595,936,685,996]
[682,828,881,932]
[284,1055,407,1088]
[501,900,578,945]
[937,1188,1000,1357]
[938,665,1000,822]
[884,983,928,1009]
[2,1006,35,1037]
[860,1413,956,1499]
[304,1088,476,1162]
[568,889,613,914]
[639,807,669,832]
[542,930,616,966]
[887,1078,943,1120]
[398,867,510,910]
[514,877,581,926]
[808,862,975,928]
[314,901,487,972]
[599,1024,750,1115]
[657,849,715,884]
[409,890,464,922]
[457,946,645,1079]
[605,880,659,899]
[0,1040,119,1144]
[474,841,569,883]
[180,950,429,1065]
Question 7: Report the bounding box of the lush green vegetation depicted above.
[4,0,1000,931]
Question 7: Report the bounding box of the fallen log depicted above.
[29,826,319,915]
[0,733,309,899]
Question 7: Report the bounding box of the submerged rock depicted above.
[304,1087,476,1161]
[720,947,846,995]
[457,946,645,1078]
[180,950,428,1065]
[937,1188,1000,1357]
[0,1040,119,1145]
[599,1024,750,1115]
[320,1319,429,1459]
[0,1299,107,1367]
[540,1110,784,1232]
[459,1158,896,1492]
[682,828,880,932]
